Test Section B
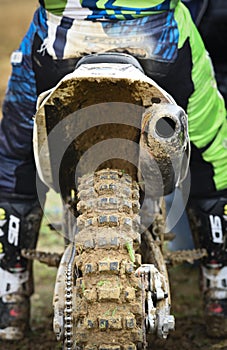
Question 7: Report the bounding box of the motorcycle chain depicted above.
[64,261,74,350]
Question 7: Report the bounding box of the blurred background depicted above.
[0,0,37,117]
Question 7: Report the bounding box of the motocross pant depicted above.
[0,194,44,339]
[187,195,227,336]
[181,0,227,331]
[0,1,227,310]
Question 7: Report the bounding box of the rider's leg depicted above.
[187,193,227,337]
[0,194,44,340]
[174,4,227,336]
[175,4,227,337]
[0,8,48,340]
[139,2,227,337]
[0,7,78,340]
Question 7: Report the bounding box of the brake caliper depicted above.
[135,264,175,339]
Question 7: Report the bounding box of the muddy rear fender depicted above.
[33,62,176,191]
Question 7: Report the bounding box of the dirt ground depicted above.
[0,1,227,349]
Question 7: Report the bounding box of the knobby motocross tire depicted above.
[69,169,145,350]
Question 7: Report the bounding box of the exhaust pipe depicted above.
[138,103,189,198]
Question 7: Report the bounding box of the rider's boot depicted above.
[188,195,227,337]
[0,194,43,340]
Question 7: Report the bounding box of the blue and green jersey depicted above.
[39,0,180,19]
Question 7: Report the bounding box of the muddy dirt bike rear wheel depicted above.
[57,169,171,350]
